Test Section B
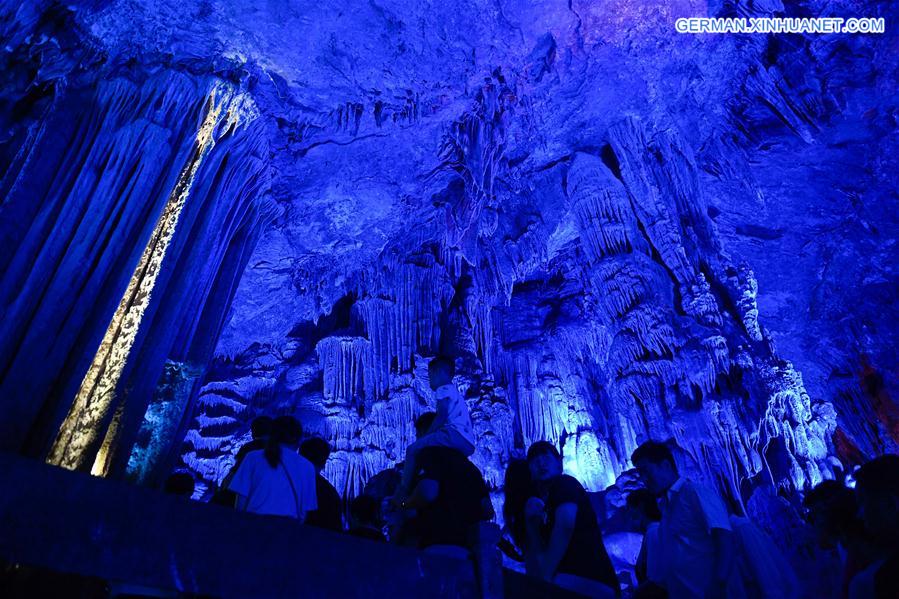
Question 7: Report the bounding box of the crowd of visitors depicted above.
[161,355,899,599]
[804,455,899,599]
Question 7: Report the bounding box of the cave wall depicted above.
[163,0,899,509]
[0,1,277,480]
[1,0,897,580]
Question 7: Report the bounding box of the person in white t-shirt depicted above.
[228,415,317,521]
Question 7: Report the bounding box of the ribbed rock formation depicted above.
[0,3,276,481]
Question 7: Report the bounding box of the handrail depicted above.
[0,452,574,598]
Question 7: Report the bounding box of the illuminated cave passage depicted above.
[0,0,897,596]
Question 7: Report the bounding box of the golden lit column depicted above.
[47,85,250,473]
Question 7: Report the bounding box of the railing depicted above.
[0,452,575,598]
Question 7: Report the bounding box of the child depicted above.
[396,355,476,497]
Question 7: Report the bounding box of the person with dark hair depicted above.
[211,415,275,507]
[164,472,195,498]
[626,489,662,585]
[300,437,343,531]
[848,454,899,599]
[630,440,739,599]
[250,415,274,440]
[803,480,878,598]
[227,415,317,521]
[233,416,275,468]
[348,494,386,543]
[499,458,532,562]
[630,441,676,471]
[524,441,619,598]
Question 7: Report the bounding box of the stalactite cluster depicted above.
[0,11,275,479]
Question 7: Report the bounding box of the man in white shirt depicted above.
[228,415,317,521]
[631,441,741,599]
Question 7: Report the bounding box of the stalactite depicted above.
[467,295,495,373]
[729,263,764,341]
[684,273,724,327]
[607,119,701,285]
[316,336,370,408]
[47,83,243,471]
[94,86,272,482]
[559,144,833,499]
[352,298,395,399]
[353,255,454,398]
[365,391,422,453]
[437,73,515,249]
[468,394,515,488]
[0,73,204,451]
[739,63,817,144]
[755,361,835,491]
[568,152,678,440]
[562,429,619,492]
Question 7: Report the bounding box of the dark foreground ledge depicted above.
[0,452,572,598]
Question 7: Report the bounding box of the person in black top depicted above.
[852,454,899,598]
[164,472,195,498]
[348,494,386,543]
[499,458,533,563]
[300,437,344,531]
[399,412,494,551]
[625,488,662,586]
[524,441,619,598]
[803,479,878,598]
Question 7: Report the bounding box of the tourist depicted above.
[396,355,476,498]
[227,415,317,521]
[347,494,386,543]
[524,441,619,598]
[626,488,662,585]
[631,440,740,599]
[848,454,899,598]
[300,437,343,531]
[804,480,878,598]
[498,458,532,563]
[211,415,273,507]
[363,462,404,543]
[397,411,493,557]
[163,472,195,498]
[240,416,274,456]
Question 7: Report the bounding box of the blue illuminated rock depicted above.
[0,2,897,592]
